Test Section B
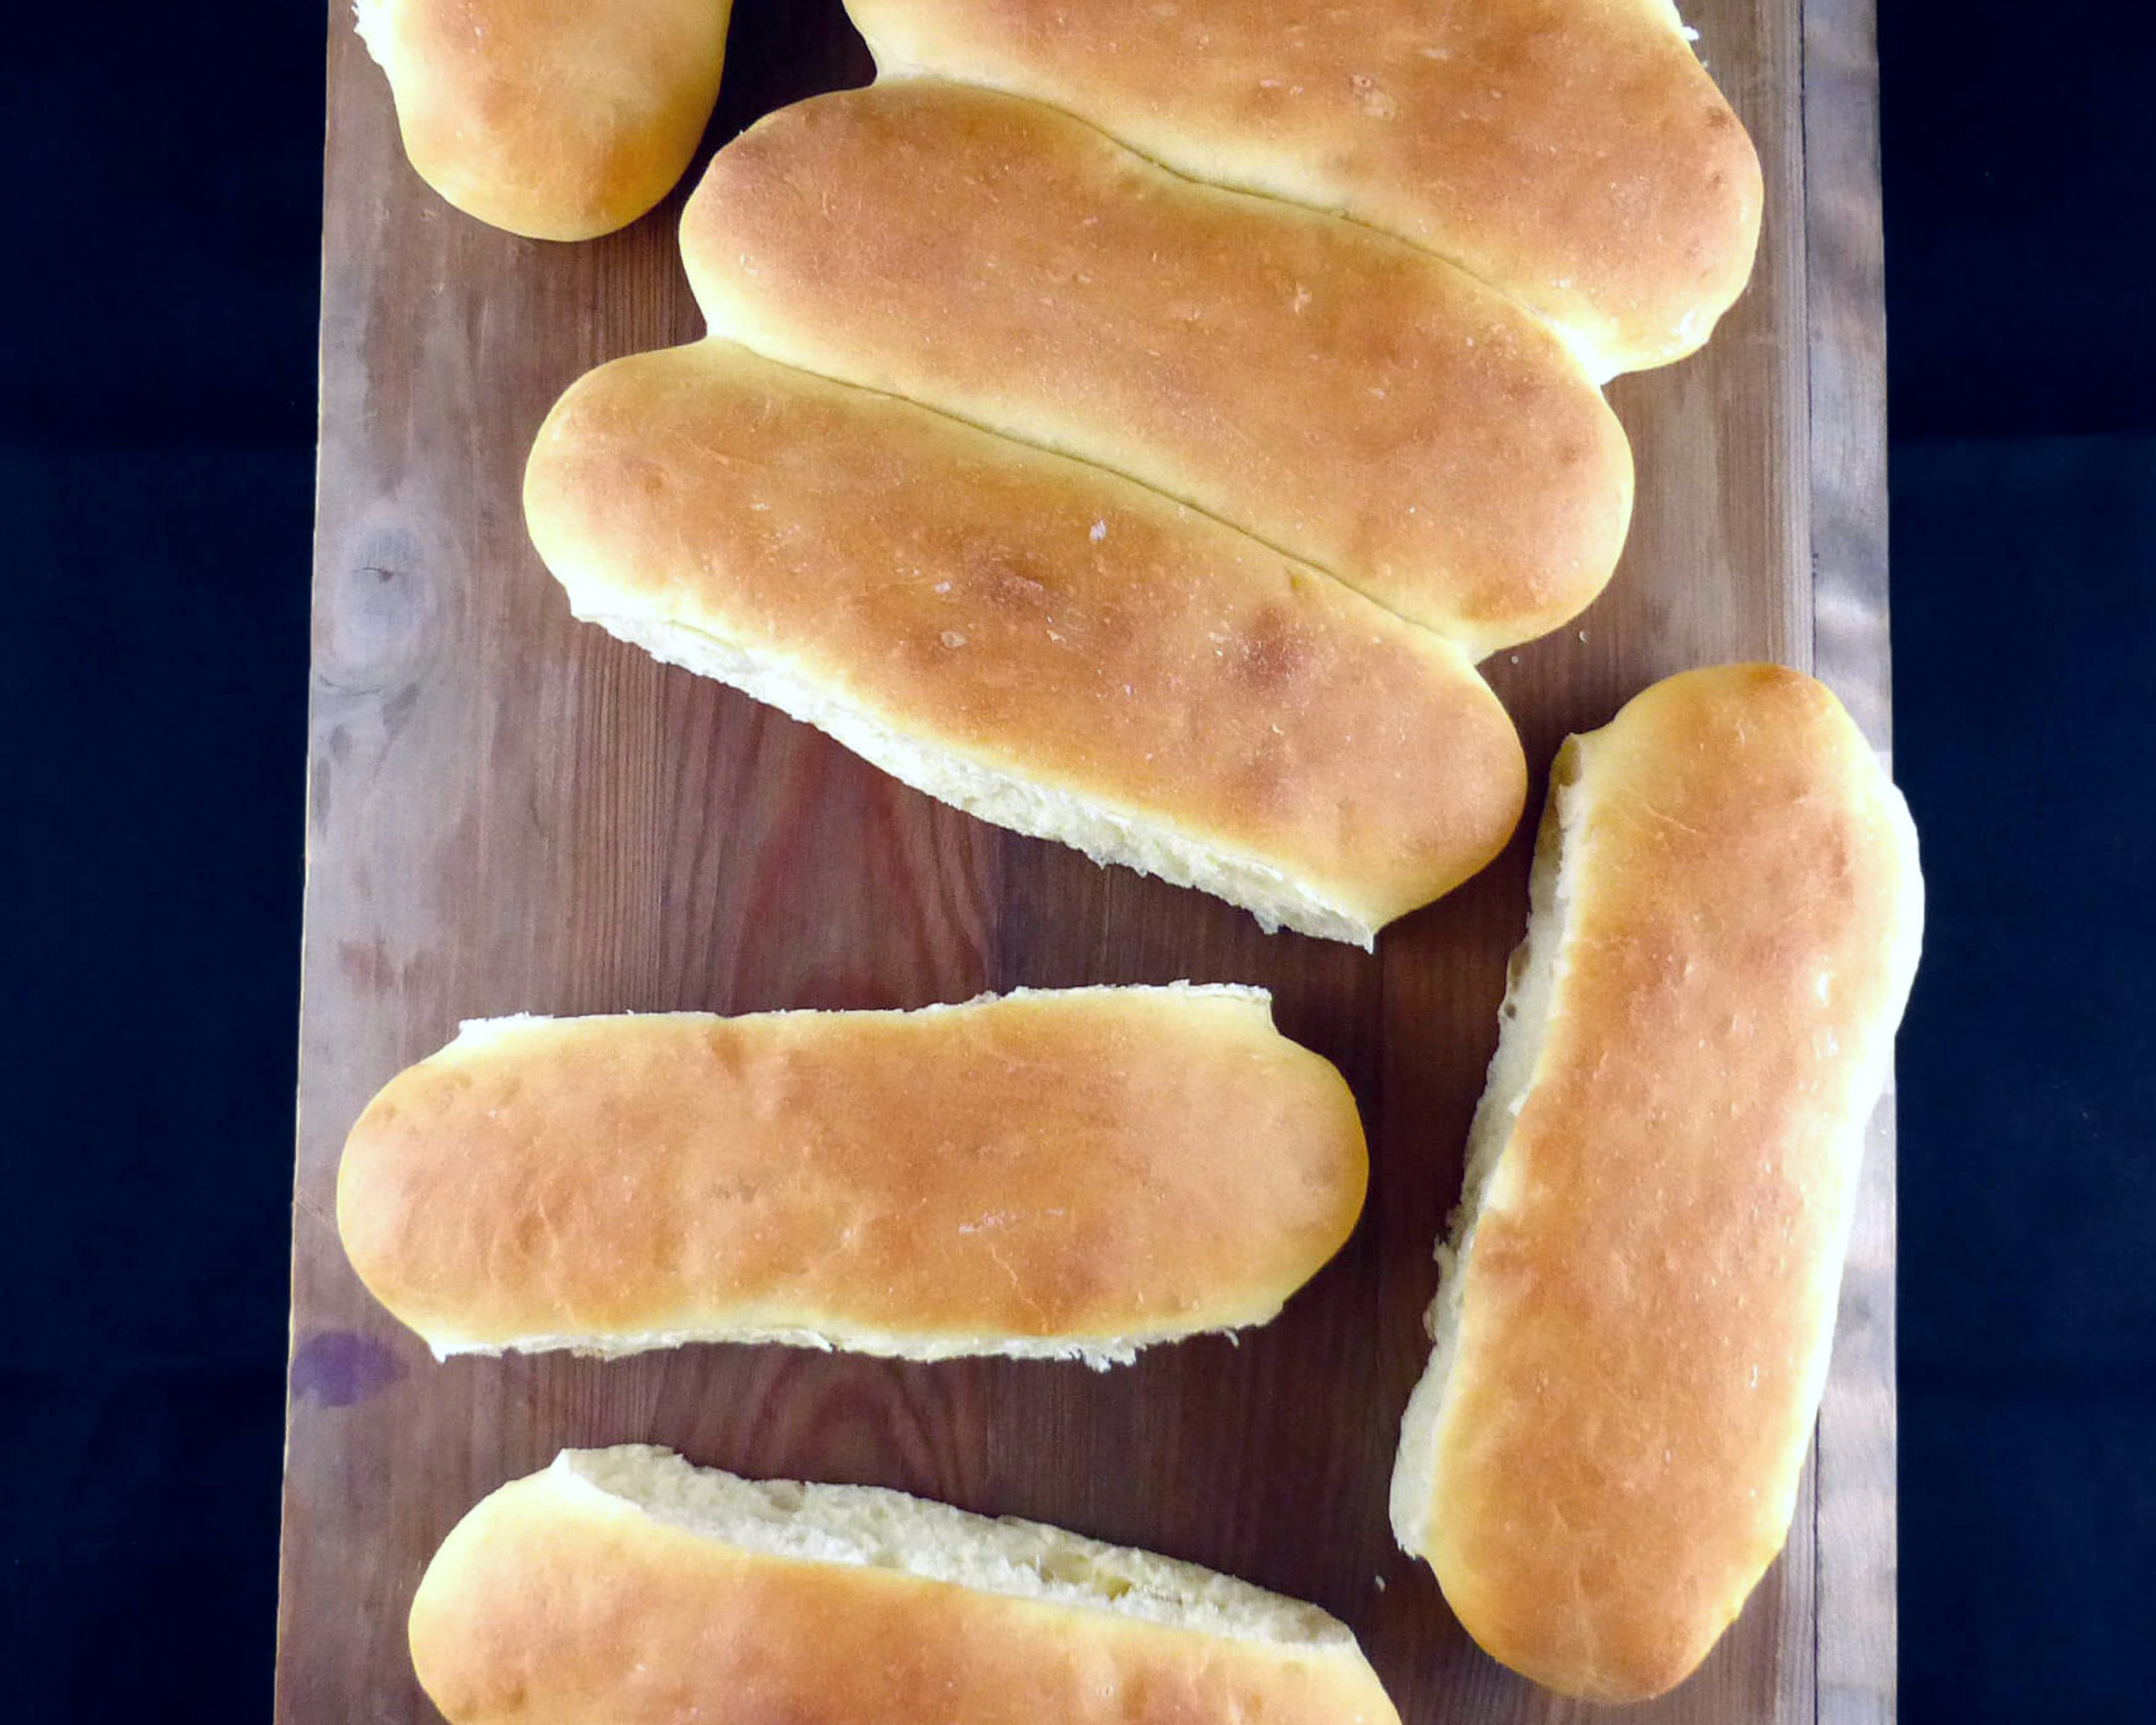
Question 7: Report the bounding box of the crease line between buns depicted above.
[678,79,1634,656]
[526,336,1528,944]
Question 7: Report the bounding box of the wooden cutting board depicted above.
[279,0,1895,1717]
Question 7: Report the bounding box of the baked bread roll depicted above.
[337,988,1368,1364]
[411,1446,1404,1725]
[1388,665,1923,1699]
[524,339,1526,944]
[355,0,731,240]
[682,80,1633,653]
[846,0,1761,378]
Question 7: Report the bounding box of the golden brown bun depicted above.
[355,0,731,240]
[1388,664,1924,1700]
[523,339,1526,944]
[337,988,1369,1363]
[411,1447,1404,1725]
[846,0,1761,377]
[681,80,1633,653]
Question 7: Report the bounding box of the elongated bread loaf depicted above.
[354,0,731,240]
[847,0,1760,378]
[524,339,1525,944]
[682,80,1632,653]
[411,1447,1403,1725]
[1389,665,1922,1700]
[336,988,1368,1364]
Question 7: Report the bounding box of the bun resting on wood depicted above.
[337,987,1369,1364]
[523,339,1526,944]
[410,1447,1406,1725]
[354,0,732,240]
[1388,664,1923,1700]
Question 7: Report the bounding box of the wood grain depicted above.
[278,0,1895,1718]
[1802,0,1896,1717]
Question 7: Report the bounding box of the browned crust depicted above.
[358,0,732,240]
[1404,665,1922,1699]
[337,991,1369,1357]
[682,80,1632,650]
[523,339,1526,936]
[846,0,1762,375]
[410,1457,1405,1725]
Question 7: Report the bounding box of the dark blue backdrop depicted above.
[0,5,2148,1717]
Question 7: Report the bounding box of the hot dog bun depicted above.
[337,987,1368,1364]
[523,339,1526,944]
[410,1446,1404,1725]
[682,79,1632,653]
[846,0,1761,377]
[355,0,731,240]
[1389,664,1922,1699]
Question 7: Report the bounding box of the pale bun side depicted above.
[354,0,731,241]
[1390,663,1923,1701]
[523,339,1526,944]
[336,985,1370,1364]
[682,79,1633,654]
[410,1446,1404,1725]
[844,0,1762,378]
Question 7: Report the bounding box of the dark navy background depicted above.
[1,4,2149,1717]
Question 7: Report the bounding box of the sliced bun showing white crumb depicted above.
[337,986,1368,1364]
[410,1446,1404,1725]
[1389,664,1923,1701]
[523,339,1526,946]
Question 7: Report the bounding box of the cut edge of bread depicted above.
[554,1445,1359,1649]
[1389,737,1587,1553]
[432,1320,1161,1369]
[446,980,1272,1048]
[573,605,1382,948]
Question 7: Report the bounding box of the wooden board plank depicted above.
[1802,0,1896,1717]
[277,0,1894,1718]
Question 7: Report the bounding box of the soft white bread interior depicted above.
[336,986,1369,1364]
[682,79,1633,653]
[523,339,1526,944]
[410,1447,1404,1725]
[354,0,732,240]
[844,0,1761,377]
[1388,664,1923,1701]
